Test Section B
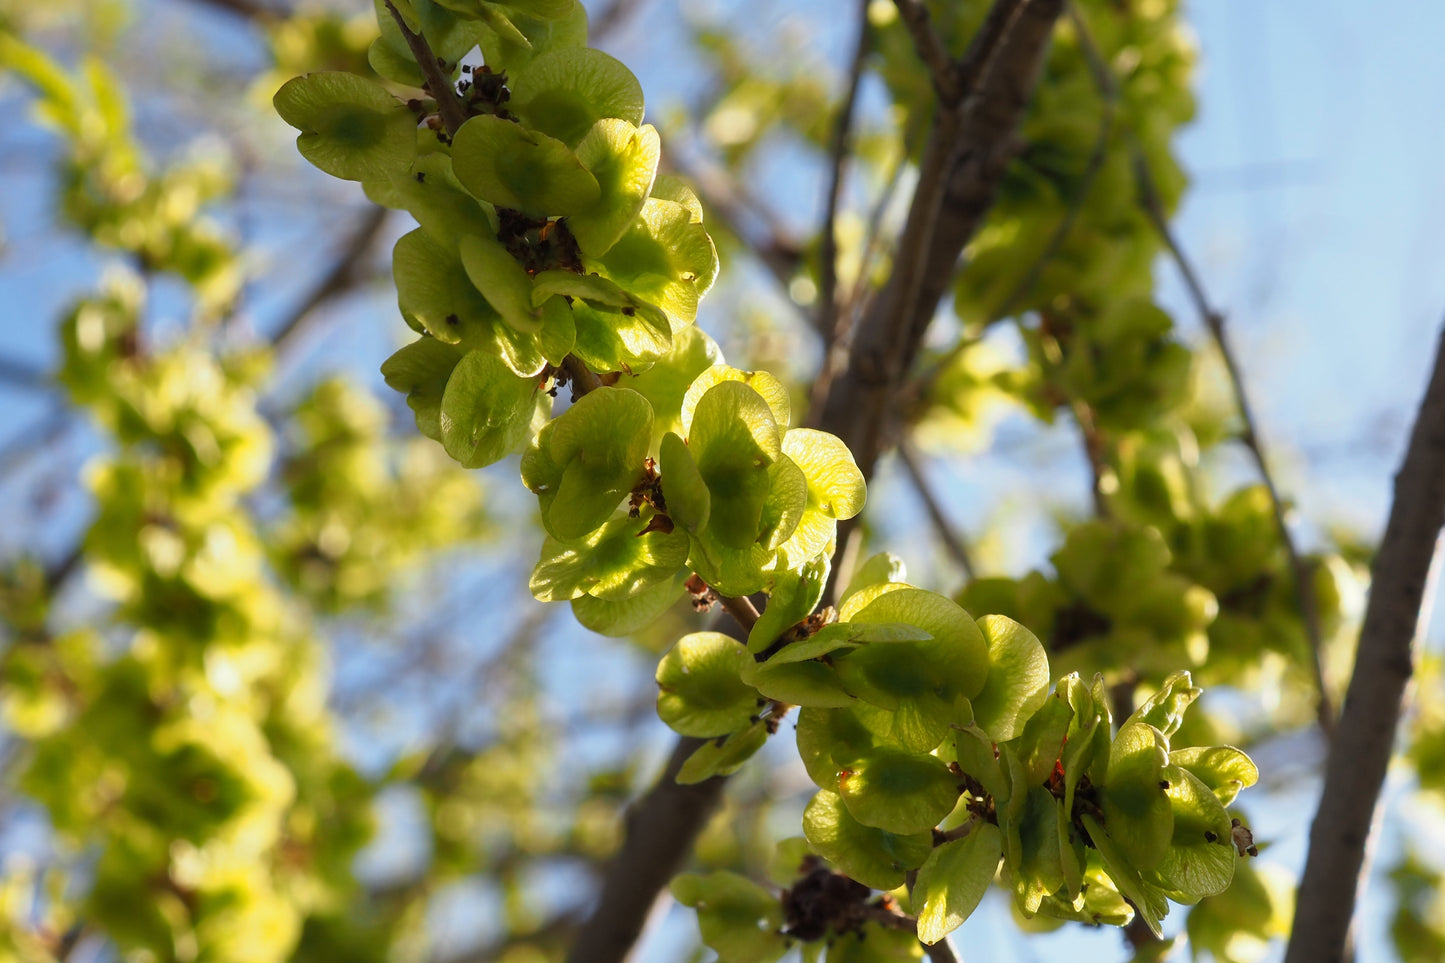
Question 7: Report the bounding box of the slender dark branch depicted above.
[1285,321,1445,963]
[182,0,287,22]
[570,5,1065,960]
[992,3,1115,322]
[899,81,1113,435]
[0,356,49,391]
[44,541,84,593]
[892,0,960,103]
[1072,398,1111,518]
[271,205,389,354]
[816,0,872,341]
[381,0,469,136]
[1132,148,1333,734]
[897,438,976,581]
[812,131,913,419]
[1123,912,1164,951]
[663,151,803,296]
[843,140,910,318]
[0,410,70,481]
[565,736,729,963]
[589,0,647,43]
[814,0,1065,481]
[921,936,961,963]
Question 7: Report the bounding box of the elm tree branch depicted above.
[565,735,730,963]
[892,0,960,103]
[1285,320,1445,963]
[814,0,1063,481]
[716,592,761,632]
[270,204,390,355]
[382,0,469,137]
[897,438,976,582]
[1132,146,1334,734]
[663,149,804,297]
[183,0,288,23]
[899,2,1115,424]
[817,0,872,342]
[569,4,1064,960]
[0,356,49,391]
[991,1,1116,323]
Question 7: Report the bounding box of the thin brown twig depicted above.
[1285,319,1445,963]
[813,0,1064,480]
[842,136,911,319]
[991,2,1116,322]
[899,55,1114,435]
[1071,397,1111,519]
[382,0,469,137]
[182,0,287,22]
[716,592,761,632]
[571,5,1065,959]
[816,0,872,341]
[0,356,49,391]
[1132,148,1334,734]
[897,438,976,581]
[893,0,961,103]
[271,205,390,354]
[812,130,913,417]
[0,410,71,481]
[662,150,803,295]
[589,0,647,43]
[565,735,728,963]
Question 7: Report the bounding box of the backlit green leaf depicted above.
[509,47,645,147]
[451,114,600,216]
[542,387,652,539]
[1100,721,1174,871]
[571,572,686,637]
[659,431,709,533]
[380,337,465,441]
[970,614,1050,743]
[687,381,780,550]
[801,791,932,891]
[795,706,880,792]
[915,822,1004,944]
[677,722,769,785]
[598,197,717,326]
[624,326,723,448]
[656,632,760,738]
[570,119,660,256]
[670,870,788,963]
[459,232,546,333]
[681,366,790,435]
[438,349,539,468]
[1168,745,1258,806]
[838,552,907,609]
[1144,766,1235,903]
[392,228,548,376]
[836,746,959,835]
[274,72,416,182]
[742,660,854,708]
[530,510,687,602]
